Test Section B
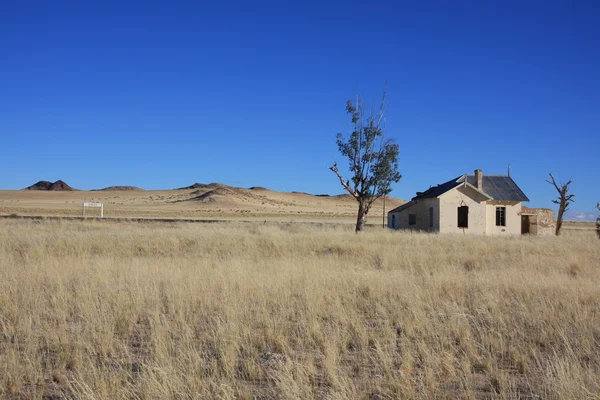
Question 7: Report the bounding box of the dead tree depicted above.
[546,173,574,236]
[596,203,600,239]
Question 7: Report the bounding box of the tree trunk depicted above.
[556,205,565,236]
[355,200,367,232]
[546,174,574,237]
[596,203,600,239]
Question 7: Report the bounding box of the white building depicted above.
[388,170,531,235]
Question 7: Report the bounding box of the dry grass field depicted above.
[0,185,403,224]
[1,219,599,399]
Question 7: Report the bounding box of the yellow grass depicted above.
[0,219,599,399]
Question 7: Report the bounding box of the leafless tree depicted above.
[546,173,574,236]
[596,203,600,239]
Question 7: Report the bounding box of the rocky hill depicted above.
[24,180,76,191]
[93,186,144,191]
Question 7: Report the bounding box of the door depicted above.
[521,215,530,234]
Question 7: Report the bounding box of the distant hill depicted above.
[18,180,404,211]
[7,180,406,220]
[25,180,53,190]
[93,186,144,191]
[24,180,76,191]
[176,182,231,190]
[189,187,237,203]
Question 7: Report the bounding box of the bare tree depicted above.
[330,91,401,232]
[546,173,574,236]
[596,203,600,239]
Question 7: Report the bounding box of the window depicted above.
[409,214,417,225]
[429,207,434,228]
[391,214,396,229]
[496,207,506,226]
[457,206,469,228]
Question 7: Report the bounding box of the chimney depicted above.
[475,169,483,189]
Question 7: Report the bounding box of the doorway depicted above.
[521,214,538,235]
[521,215,530,234]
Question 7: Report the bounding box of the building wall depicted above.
[536,209,555,236]
[388,198,438,231]
[527,215,539,235]
[388,184,531,236]
[485,201,522,235]
[438,185,488,234]
[533,208,556,236]
[521,207,555,236]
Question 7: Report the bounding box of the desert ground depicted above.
[0,219,598,399]
[0,184,404,224]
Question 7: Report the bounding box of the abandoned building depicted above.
[519,206,555,236]
[387,169,553,235]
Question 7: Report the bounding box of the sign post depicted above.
[82,202,103,218]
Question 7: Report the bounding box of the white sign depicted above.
[82,202,104,218]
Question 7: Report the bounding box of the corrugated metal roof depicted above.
[464,175,529,202]
[413,176,463,199]
[389,172,529,215]
[395,172,529,205]
[388,200,418,213]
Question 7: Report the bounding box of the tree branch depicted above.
[329,163,359,199]
[366,192,386,211]
[546,173,561,192]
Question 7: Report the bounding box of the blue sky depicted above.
[1,1,599,219]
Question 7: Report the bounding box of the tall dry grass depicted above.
[0,219,599,399]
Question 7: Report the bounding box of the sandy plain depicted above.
[0,184,405,224]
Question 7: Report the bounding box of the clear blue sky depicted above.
[1,1,599,220]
